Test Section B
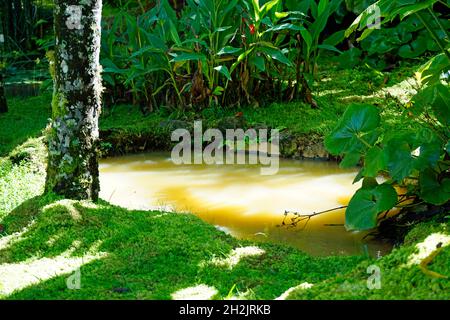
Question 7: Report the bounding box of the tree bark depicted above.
[0,73,7,114]
[46,0,103,200]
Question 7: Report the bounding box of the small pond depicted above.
[99,153,392,257]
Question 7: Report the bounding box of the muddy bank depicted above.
[100,120,335,161]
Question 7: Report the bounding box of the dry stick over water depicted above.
[279,206,348,231]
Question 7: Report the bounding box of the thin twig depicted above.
[279,206,348,230]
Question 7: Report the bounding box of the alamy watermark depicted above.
[367,265,381,290]
[171,121,280,175]
[366,4,381,30]
[66,268,81,290]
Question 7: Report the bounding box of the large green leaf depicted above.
[345,0,439,39]
[250,54,266,72]
[217,46,241,56]
[318,0,330,17]
[431,84,450,127]
[285,0,314,14]
[363,146,387,177]
[390,0,439,20]
[412,83,449,119]
[170,52,207,63]
[169,21,181,46]
[258,46,293,66]
[384,132,441,181]
[419,169,450,205]
[214,65,232,81]
[260,0,282,19]
[264,23,305,33]
[384,138,416,181]
[323,30,346,46]
[300,29,313,55]
[345,183,398,231]
[417,53,450,86]
[340,152,361,168]
[230,48,254,73]
[317,44,342,54]
[325,104,380,155]
[130,46,164,58]
[398,36,428,58]
[101,58,127,74]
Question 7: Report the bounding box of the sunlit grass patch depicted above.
[407,233,450,266]
[200,246,265,270]
[42,199,102,221]
[0,240,107,297]
[0,222,35,251]
[275,282,313,300]
[171,284,218,300]
[0,138,46,221]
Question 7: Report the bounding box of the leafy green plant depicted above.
[101,1,186,109]
[173,0,241,106]
[326,0,450,231]
[287,0,344,75]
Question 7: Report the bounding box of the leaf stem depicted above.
[415,11,450,61]
[427,8,450,43]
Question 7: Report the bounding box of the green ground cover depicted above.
[1,59,448,300]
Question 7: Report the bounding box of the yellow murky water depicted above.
[99,153,392,256]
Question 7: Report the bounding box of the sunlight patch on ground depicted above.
[275,282,314,300]
[0,240,107,297]
[200,246,265,270]
[407,233,450,266]
[315,89,345,97]
[378,77,418,104]
[0,222,34,250]
[151,213,169,219]
[338,94,377,102]
[171,284,218,300]
[338,77,418,105]
[42,200,100,221]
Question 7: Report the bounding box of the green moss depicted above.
[286,218,450,300]
[0,195,365,299]
[50,92,68,119]
[0,94,51,156]
[0,138,46,220]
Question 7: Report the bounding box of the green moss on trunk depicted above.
[46,0,103,201]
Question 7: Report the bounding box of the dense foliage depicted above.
[325,0,450,231]
[100,0,346,110]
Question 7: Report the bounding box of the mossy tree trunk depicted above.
[0,74,7,113]
[46,0,103,200]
